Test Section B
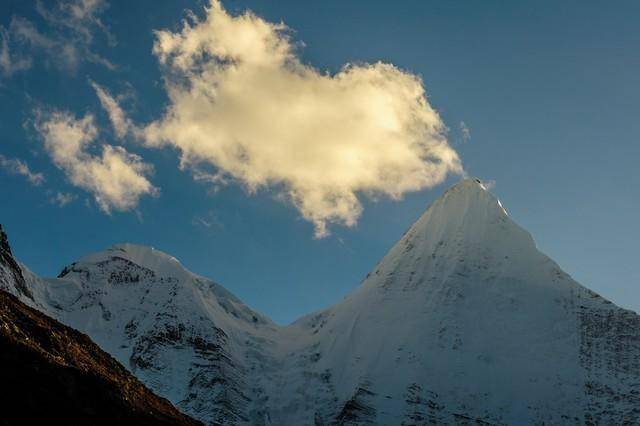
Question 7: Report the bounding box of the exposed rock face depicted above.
[0,224,32,300]
[334,383,377,425]
[3,179,640,425]
[27,243,266,425]
[0,226,200,425]
[579,302,640,424]
[0,288,201,426]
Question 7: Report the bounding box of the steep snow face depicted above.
[75,244,191,282]
[280,179,639,424]
[21,243,277,424]
[5,179,640,425]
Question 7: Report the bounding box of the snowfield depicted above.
[2,179,639,425]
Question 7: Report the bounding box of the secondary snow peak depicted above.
[70,243,190,281]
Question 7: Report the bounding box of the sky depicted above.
[1,0,638,324]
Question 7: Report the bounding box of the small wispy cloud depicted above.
[49,191,76,207]
[4,0,116,75]
[0,153,45,186]
[482,179,496,190]
[459,121,470,142]
[90,80,133,139]
[35,0,116,47]
[191,210,224,231]
[33,108,158,213]
[0,27,32,76]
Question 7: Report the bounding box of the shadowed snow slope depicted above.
[2,179,639,425]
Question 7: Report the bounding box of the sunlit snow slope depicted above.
[3,179,639,425]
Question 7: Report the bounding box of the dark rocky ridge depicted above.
[0,289,202,426]
[0,224,32,300]
[0,224,201,426]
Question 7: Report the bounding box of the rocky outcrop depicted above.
[0,225,201,426]
[334,384,377,425]
[0,224,32,300]
[0,289,201,426]
[579,302,640,424]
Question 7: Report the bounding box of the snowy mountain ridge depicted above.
[2,179,639,425]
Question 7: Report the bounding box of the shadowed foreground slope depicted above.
[0,288,201,426]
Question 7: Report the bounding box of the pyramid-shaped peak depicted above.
[449,177,487,190]
[418,178,508,231]
[376,178,536,273]
[439,178,499,204]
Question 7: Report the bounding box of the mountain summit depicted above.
[2,180,639,425]
[285,178,640,424]
[358,178,539,292]
[0,227,201,425]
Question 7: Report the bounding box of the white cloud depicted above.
[6,0,115,74]
[481,179,496,190]
[9,17,56,50]
[145,0,463,237]
[91,81,132,139]
[34,109,157,213]
[460,121,470,141]
[0,27,32,76]
[49,191,76,207]
[10,16,79,72]
[0,154,45,186]
[36,0,115,46]
[192,210,223,230]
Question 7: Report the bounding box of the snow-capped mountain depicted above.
[0,226,200,425]
[19,243,275,424]
[283,179,640,424]
[2,179,639,425]
[0,289,202,426]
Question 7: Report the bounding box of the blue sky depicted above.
[1,0,638,324]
